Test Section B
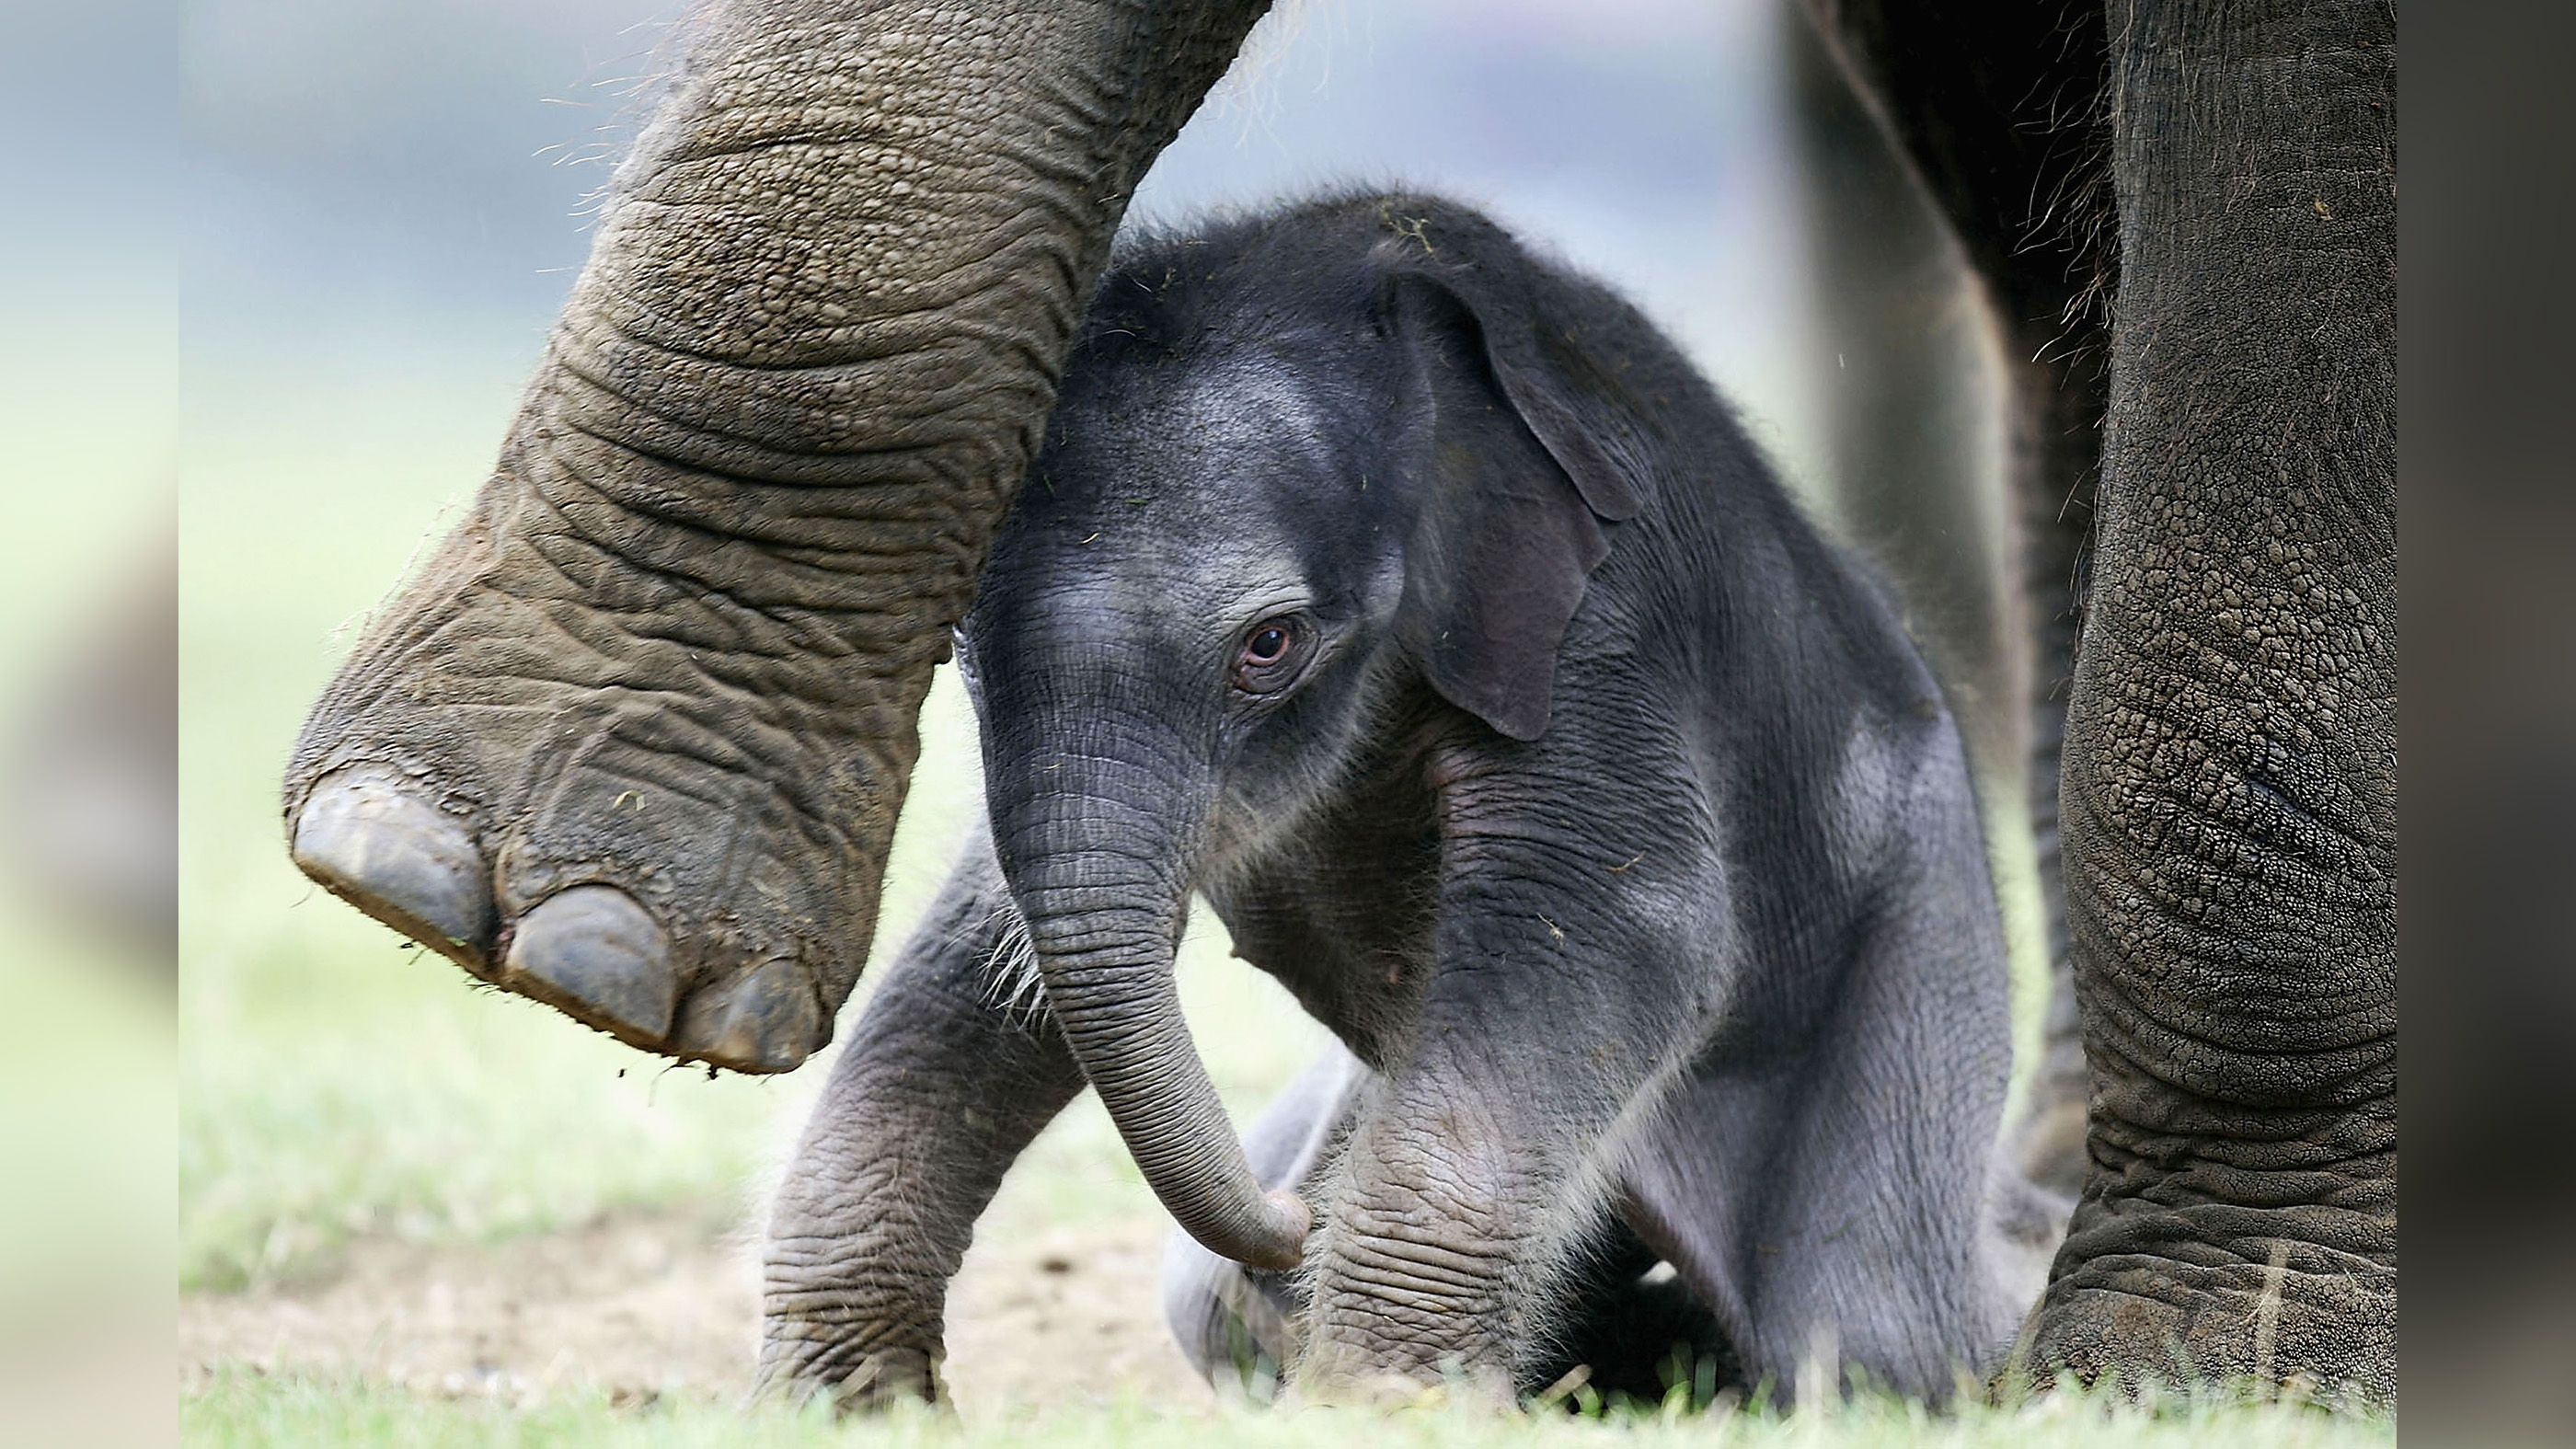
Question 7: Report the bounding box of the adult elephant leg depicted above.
[759,835,1085,1408]
[283,0,1271,1072]
[2029,0,2397,1400]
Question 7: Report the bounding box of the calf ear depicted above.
[1383,268,1643,742]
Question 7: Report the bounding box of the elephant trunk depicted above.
[988,742,1310,1271]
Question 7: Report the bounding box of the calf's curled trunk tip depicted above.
[1018,887,1312,1271]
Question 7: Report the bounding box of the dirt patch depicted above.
[945,1216,1213,1413]
[180,1208,1213,1416]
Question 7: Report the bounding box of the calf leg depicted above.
[1626,862,2016,1401]
[759,834,1084,1408]
[1165,1041,1731,1405]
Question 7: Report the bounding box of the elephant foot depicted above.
[753,1343,941,1415]
[756,1290,946,1414]
[283,394,975,1072]
[2010,1202,2396,1408]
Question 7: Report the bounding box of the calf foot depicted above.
[755,1331,942,1412]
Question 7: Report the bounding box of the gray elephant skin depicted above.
[280,0,2395,1408]
[764,192,2047,1404]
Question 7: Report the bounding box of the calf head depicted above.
[953,195,1643,1270]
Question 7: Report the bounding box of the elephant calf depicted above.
[761,192,2046,1407]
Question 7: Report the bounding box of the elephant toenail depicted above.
[292,773,496,973]
[674,960,828,1074]
[502,886,677,1044]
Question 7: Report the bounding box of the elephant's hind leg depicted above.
[1625,925,2016,1400]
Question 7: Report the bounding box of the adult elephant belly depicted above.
[279,0,1272,1073]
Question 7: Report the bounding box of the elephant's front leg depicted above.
[759,842,1083,1409]
[1299,1083,1538,1395]
[1300,1044,1662,1400]
[1297,847,1696,1398]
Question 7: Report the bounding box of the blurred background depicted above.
[0,2,178,1444]
[0,0,2527,1439]
[10,0,2134,1440]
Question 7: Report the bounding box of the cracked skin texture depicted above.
[2020,0,2395,1402]
[1800,0,2394,1400]
[282,0,1275,1072]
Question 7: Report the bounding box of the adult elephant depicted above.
[282,0,2395,1401]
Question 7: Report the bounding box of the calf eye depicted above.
[1232,615,1313,696]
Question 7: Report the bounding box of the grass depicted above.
[185,1370,2392,1448]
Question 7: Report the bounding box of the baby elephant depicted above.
[760,192,2037,1408]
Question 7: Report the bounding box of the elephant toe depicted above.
[500,885,679,1046]
[291,772,496,972]
[290,768,845,1070]
[675,959,828,1074]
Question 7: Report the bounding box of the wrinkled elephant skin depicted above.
[282,0,1273,1073]
[1809,0,2396,1402]
[286,0,2397,1407]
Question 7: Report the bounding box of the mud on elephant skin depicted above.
[763,193,2052,1406]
